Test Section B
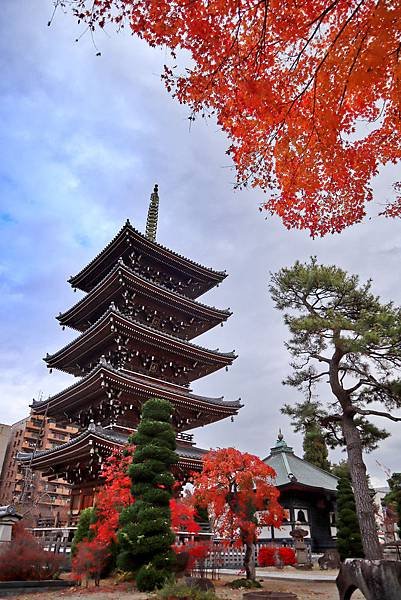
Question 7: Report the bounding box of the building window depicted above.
[294,508,308,524]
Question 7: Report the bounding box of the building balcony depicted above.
[21,441,39,451]
[24,430,41,441]
[46,432,67,442]
[26,419,43,430]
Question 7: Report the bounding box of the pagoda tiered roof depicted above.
[45,306,236,382]
[58,261,231,338]
[68,220,227,297]
[27,192,242,497]
[18,423,207,482]
[32,362,242,430]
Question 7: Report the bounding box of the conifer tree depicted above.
[303,425,331,472]
[336,477,364,561]
[271,258,401,559]
[117,398,178,591]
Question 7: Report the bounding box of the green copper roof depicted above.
[264,432,338,493]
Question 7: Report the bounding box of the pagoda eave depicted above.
[45,308,236,381]
[68,222,227,297]
[31,364,242,431]
[17,425,207,483]
[58,262,231,337]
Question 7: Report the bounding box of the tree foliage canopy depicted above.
[282,399,389,453]
[56,0,401,236]
[193,447,283,545]
[270,257,401,430]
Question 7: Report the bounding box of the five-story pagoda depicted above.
[19,186,241,517]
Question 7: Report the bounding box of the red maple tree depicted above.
[193,448,283,580]
[56,0,401,236]
[91,446,135,546]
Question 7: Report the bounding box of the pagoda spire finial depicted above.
[145,184,159,242]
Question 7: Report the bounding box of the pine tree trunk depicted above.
[244,541,256,580]
[342,413,382,560]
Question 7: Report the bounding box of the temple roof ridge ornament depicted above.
[270,429,294,455]
[145,184,159,242]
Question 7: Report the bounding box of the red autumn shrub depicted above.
[0,522,63,581]
[72,539,110,586]
[258,546,276,567]
[278,547,296,566]
[258,546,297,567]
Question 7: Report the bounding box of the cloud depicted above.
[1,0,401,485]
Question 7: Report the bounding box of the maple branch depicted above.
[290,0,341,72]
[267,0,368,145]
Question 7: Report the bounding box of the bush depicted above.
[278,547,296,565]
[157,579,217,599]
[71,540,110,586]
[135,564,168,592]
[258,546,296,567]
[227,578,262,589]
[0,522,63,581]
[258,546,276,567]
[172,542,211,575]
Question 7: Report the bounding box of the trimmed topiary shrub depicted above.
[336,476,364,561]
[117,398,178,591]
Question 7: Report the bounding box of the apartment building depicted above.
[0,423,11,487]
[0,414,77,525]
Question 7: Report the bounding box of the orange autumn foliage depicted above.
[192,448,283,546]
[57,0,401,235]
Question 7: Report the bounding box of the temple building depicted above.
[261,432,338,553]
[19,186,242,522]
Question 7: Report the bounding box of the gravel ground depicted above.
[11,575,366,599]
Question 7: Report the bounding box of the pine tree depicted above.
[336,477,364,561]
[117,398,178,591]
[303,425,331,472]
[271,259,401,559]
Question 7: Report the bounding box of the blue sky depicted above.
[1,0,401,485]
